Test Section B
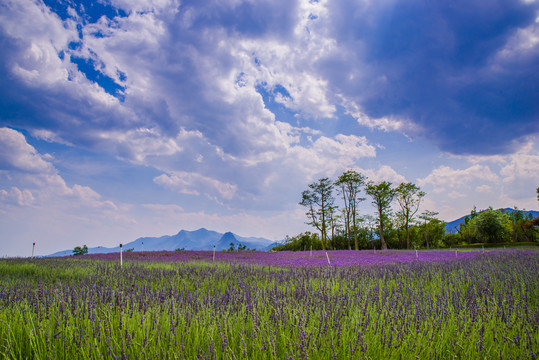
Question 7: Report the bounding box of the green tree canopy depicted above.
[335,170,366,250]
[365,181,396,250]
[299,178,335,251]
[73,245,88,256]
[395,182,425,249]
[474,209,512,243]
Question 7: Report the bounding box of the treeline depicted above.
[273,174,539,251]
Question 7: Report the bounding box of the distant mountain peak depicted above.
[47,228,279,256]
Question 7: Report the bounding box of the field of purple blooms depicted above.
[0,249,538,359]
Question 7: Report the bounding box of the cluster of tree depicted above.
[285,171,539,251]
[226,243,253,252]
[73,245,88,256]
[298,170,430,250]
[455,207,538,245]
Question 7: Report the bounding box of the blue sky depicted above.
[1,0,538,256]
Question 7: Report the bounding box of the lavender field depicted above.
[1,249,538,359]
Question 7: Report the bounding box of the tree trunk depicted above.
[320,230,326,251]
[353,212,359,250]
[380,220,387,250]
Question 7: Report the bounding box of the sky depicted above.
[1,0,538,257]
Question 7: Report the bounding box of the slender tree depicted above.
[299,178,335,251]
[335,170,366,250]
[420,210,439,249]
[362,214,377,248]
[395,182,425,249]
[365,181,396,250]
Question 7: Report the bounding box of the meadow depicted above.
[0,249,538,359]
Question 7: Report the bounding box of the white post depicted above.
[310,245,312,257]
[415,249,418,259]
[325,251,331,265]
[455,250,458,258]
[213,245,216,262]
[482,245,484,254]
[32,242,35,259]
[120,244,123,268]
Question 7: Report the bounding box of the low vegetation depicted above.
[0,249,538,359]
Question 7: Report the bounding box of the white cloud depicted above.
[500,151,539,182]
[154,172,238,201]
[0,187,35,207]
[360,165,407,184]
[0,128,118,212]
[286,134,376,180]
[417,164,499,190]
[0,128,55,174]
[342,98,420,134]
[476,185,492,193]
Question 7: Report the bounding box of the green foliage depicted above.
[175,248,185,252]
[421,218,447,248]
[456,208,532,244]
[335,170,366,250]
[365,181,396,250]
[272,232,322,251]
[299,178,335,250]
[395,182,425,249]
[72,245,88,256]
[474,209,512,243]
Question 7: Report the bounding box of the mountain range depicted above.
[48,228,279,257]
[48,207,538,256]
[444,207,539,233]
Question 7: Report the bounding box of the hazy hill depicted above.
[48,228,278,256]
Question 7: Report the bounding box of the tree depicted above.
[361,214,377,249]
[335,170,366,250]
[419,210,439,249]
[458,207,480,244]
[299,178,335,251]
[365,181,396,250]
[395,182,425,249]
[272,232,322,251]
[73,245,88,256]
[474,209,512,243]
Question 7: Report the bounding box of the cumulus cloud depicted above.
[361,165,408,185]
[417,164,499,190]
[283,134,376,181]
[154,172,238,201]
[0,127,55,173]
[0,187,35,207]
[0,127,117,211]
[499,148,539,183]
